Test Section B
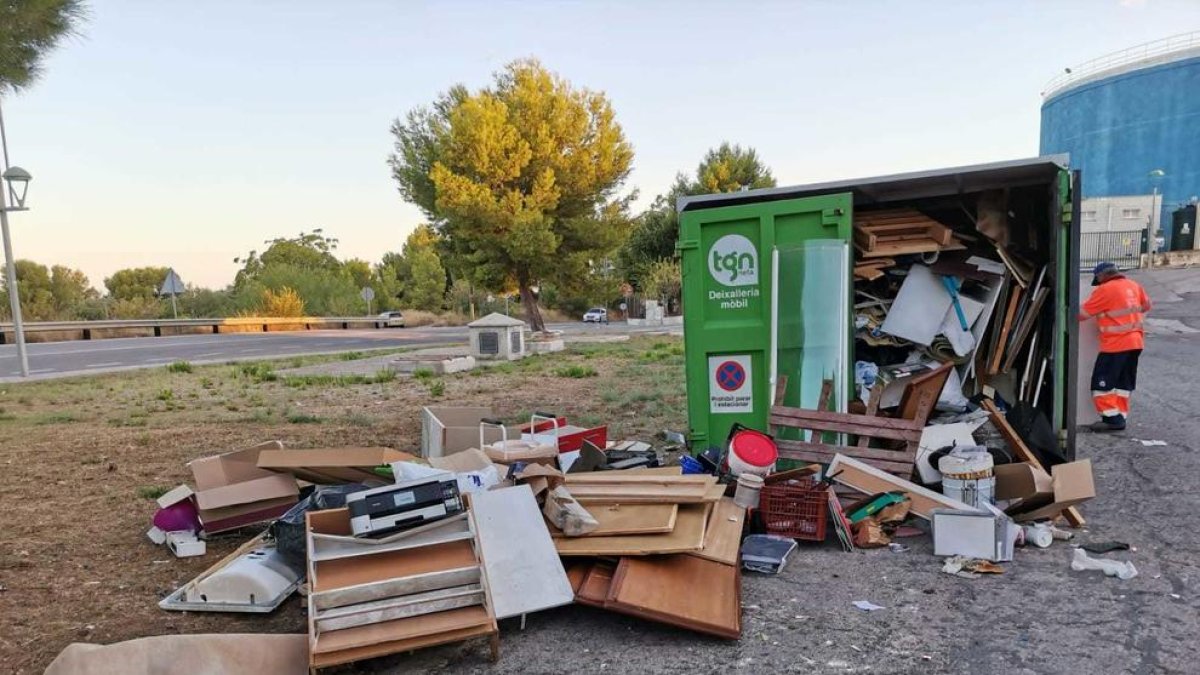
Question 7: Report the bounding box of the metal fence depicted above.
[1079,229,1146,270]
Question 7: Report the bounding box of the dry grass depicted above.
[0,335,685,672]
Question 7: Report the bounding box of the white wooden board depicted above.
[882,264,952,346]
[470,485,574,619]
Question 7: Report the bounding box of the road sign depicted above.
[360,287,375,302]
[159,269,185,296]
[619,302,628,311]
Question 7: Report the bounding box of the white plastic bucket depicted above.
[938,446,995,508]
[734,474,764,509]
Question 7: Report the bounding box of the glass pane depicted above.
[775,241,850,435]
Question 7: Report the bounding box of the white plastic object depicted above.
[166,531,207,558]
[146,526,167,545]
[1071,548,1138,580]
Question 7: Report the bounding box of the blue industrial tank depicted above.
[1040,34,1200,234]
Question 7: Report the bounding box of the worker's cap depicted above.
[1091,261,1118,286]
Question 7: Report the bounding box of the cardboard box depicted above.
[257,447,417,484]
[189,441,299,533]
[421,406,493,458]
[994,459,1095,522]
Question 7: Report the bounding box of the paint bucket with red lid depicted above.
[726,424,778,477]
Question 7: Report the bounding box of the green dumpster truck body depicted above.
[677,155,1082,460]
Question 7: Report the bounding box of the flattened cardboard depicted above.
[995,460,1095,522]
[156,484,195,509]
[257,447,416,484]
[427,448,493,473]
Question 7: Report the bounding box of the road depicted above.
[0,321,678,382]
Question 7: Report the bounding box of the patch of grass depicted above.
[136,485,170,500]
[35,411,79,425]
[290,358,304,369]
[238,362,278,382]
[155,388,174,401]
[555,365,598,378]
[134,432,153,447]
[412,368,435,381]
[469,369,486,377]
[343,412,376,427]
[340,351,365,361]
[427,380,446,398]
[372,369,396,383]
[166,360,193,373]
[285,410,322,424]
[199,377,215,389]
[282,370,396,388]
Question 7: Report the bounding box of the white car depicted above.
[378,310,406,328]
[582,307,608,324]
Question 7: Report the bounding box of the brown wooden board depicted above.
[554,504,708,556]
[827,454,973,520]
[981,399,1085,527]
[775,440,914,475]
[568,483,713,503]
[689,497,746,566]
[311,623,497,669]
[548,503,679,537]
[312,605,493,655]
[606,555,741,639]
[575,561,617,608]
[312,540,479,593]
[989,284,1024,374]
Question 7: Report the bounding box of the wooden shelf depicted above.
[311,540,478,593]
[313,605,492,654]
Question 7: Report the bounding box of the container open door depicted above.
[678,194,853,451]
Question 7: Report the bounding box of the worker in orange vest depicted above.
[1078,261,1151,432]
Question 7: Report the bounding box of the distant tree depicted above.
[233,229,341,287]
[259,287,305,318]
[175,286,233,318]
[406,246,446,311]
[0,260,52,319]
[104,266,169,301]
[49,264,94,313]
[618,143,775,289]
[640,257,682,306]
[343,258,373,291]
[389,59,635,331]
[0,0,86,93]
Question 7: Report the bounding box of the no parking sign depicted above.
[708,355,753,414]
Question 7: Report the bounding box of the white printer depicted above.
[346,476,464,537]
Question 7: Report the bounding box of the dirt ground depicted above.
[0,338,685,673]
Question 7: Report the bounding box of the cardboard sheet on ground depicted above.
[45,634,308,675]
[470,485,573,619]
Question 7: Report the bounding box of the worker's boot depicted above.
[1085,414,1126,433]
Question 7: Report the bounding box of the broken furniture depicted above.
[768,364,952,477]
[305,509,499,669]
[827,454,974,520]
[854,208,962,258]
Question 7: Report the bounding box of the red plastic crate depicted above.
[759,480,828,542]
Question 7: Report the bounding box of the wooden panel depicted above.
[554,504,708,556]
[606,555,740,639]
[548,503,678,537]
[311,567,481,611]
[827,454,973,520]
[569,484,712,504]
[689,497,746,566]
[312,605,492,654]
[316,588,484,632]
[777,446,914,476]
[311,624,495,669]
[981,399,1085,527]
[471,485,574,619]
[775,439,915,464]
[575,561,616,608]
[564,475,714,485]
[312,540,478,593]
[769,408,924,441]
[311,520,474,562]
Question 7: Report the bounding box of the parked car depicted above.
[582,307,609,324]
[378,310,406,328]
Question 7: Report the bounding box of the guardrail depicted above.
[0,316,391,345]
[1042,31,1200,99]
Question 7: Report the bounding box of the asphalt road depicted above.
[0,321,678,382]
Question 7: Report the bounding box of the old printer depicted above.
[347,476,464,537]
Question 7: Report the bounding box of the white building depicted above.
[1079,194,1162,235]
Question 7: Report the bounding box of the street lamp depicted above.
[1148,169,1166,255]
[1,165,32,377]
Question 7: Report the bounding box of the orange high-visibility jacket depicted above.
[1082,276,1151,352]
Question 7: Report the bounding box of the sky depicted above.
[4,0,1198,289]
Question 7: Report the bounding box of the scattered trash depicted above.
[852,600,885,612]
[1070,548,1138,580]
[888,543,909,553]
[941,556,1004,578]
[1137,440,1168,446]
[742,534,798,575]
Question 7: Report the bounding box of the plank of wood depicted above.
[549,503,678,537]
[703,481,728,502]
[311,623,496,669]
[689,497,746,566]
[568,485,713,504]
[988,284,1024,374]
[311,516,474,562]
[316,587,484,632]
[563,475,715,485]
[769,409,924,442]
[1002,287,1049,372]
[312,540,478,593]
[623,466,684,476]
[854,265,885,281]
[312,604,492,654]
[554,504,708,556]
[311,567,483,611]
[775,440,915,475]
[471,485,574,619]
[981,399,1085,527]
[827,454,974,520]
[565,560,590,593]
[606,555,741,639]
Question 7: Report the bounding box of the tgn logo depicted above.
[707,234,758,287]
